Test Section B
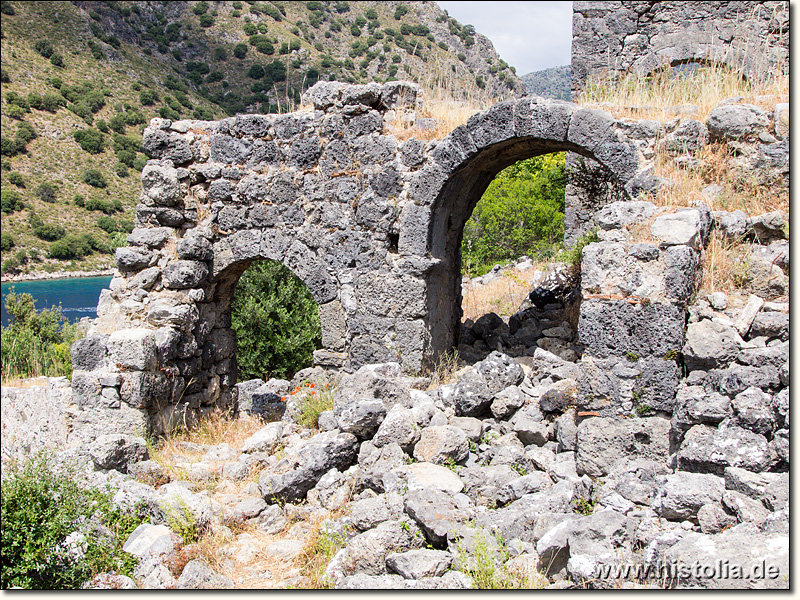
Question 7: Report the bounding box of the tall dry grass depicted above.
[697,230,753,298]
[578,62,788,123]
[650,143,788,215]
[577,10,789,124]
[385,74,502,142]
[461,265,544,322]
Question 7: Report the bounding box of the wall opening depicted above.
[222,258,322,384]
[455,151,584,364]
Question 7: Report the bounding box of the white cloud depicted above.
[437,1,573,74]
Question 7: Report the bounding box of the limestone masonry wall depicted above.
[571,1,789,96]
[68,81,644,436]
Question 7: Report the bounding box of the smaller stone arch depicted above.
[397,96,642,358]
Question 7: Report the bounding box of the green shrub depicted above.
[243,21,257,35]
[249,34,274,54]
[108,114,127,134]
[248,63,265,79]
[7,171,24,187]
[48,234,93,259]
[116,149,136,167]
[1,189,23,213]
[35,183,57,203]
[0,291,84,379]
[231,260,321,381]
[41,92,65,113]
[73,129,106,154]
[73,194,85,207]
[1,1,15,15]
[132,156,147,171]
[462,153,567,276]
[199,14,214,27]
[49,53,64,67]
[33,222,66,241]
[139,89,158,105]
[83,169,107,188]
[34,39,54,58]
[115,162,129,177]
[0,232,14,251]
[0,454,146,588]
[96,215,118,233]
[233,42,248,58]
[15,122,36,144]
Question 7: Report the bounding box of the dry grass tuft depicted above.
[385,83,498,142]
[578,61,788,123]
[149,410,267,481]
[461,265,544,322]
[652,143,788,215]
[425,349,464,390]
[697,230,754,299]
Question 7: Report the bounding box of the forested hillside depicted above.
[521,65,571,101]
[0,0,524,276]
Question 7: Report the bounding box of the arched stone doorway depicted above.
[72,82,643,436]
[404,98,639,357]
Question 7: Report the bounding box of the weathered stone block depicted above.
[107,329,157,371]
[577,299,685,359]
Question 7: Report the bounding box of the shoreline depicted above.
[0,268,115,284]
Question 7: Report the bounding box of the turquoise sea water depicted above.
[1,276,112,327]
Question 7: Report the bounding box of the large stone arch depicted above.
[400,97,640,358]
[72,82,643,437]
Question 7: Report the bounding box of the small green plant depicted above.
[456,528,541,589]
[1,454,146,588]
[572,498,595,516]
[634,402,653,416]
[295,381,335,429]
[442,456,459,472]
[510,463,528,476]
[557,228,600,275]
[164,498,199,544]
[298,525,347,588]
[663,349,680,361]
[625,351,639,362]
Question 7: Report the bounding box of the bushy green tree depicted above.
[0,291,83,379]
[462,153,567,275]
[231,260,321,381]
[1,189,23,213]
[73,129,106,154]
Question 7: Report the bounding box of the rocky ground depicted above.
[1,196,789,590]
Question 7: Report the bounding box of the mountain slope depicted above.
[1,0,524,277]
[521,65,571,101]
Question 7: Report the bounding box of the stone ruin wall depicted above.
[563,0,790,246]
[570,0,789,96]
[66,80,648,440]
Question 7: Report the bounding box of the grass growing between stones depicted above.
[295,522,347,589]
[456,529,546,589]
[295,382,335,430]
[577,59,788,123]
[147,411,266,484]
[650,142,788,215]
[697,230,757,298]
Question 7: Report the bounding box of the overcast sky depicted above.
[437,1,573,75]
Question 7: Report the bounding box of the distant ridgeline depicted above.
[521,66,571,101]
[571,1,789,94]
